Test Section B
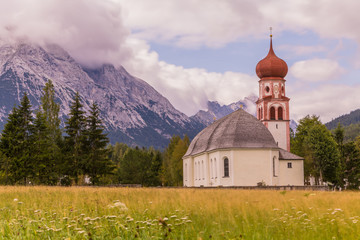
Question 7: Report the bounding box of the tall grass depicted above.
[0,187,359,239]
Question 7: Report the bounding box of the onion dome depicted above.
[256,36,288,79]
[183,109,278,157]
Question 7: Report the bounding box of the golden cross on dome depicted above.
[270,27,272,38]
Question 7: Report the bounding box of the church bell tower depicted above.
[255,32,290,151]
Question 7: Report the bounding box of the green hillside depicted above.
[326,109,360,129]
[326,109,360,142]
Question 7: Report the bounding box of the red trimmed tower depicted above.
[255,34,290,151]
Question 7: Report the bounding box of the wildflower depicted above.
[13,199,18,202]
[353,219,358,224]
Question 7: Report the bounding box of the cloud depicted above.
[290,59,345,82]
[118,0,266,48]
[0,0,131,68]
[291,84,360,123]
[279,45,327,56]
[118,0,360,49]
[123,38,258,115]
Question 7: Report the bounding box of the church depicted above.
[182,34,304,187]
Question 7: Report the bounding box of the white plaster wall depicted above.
[232,149,278,186]
[268,121,287,150]
[183,157,194,187]
[278,160,304,185]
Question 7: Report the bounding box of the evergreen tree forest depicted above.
[291,115,360,189]
[0,80,189,186]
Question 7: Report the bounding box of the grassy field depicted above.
[0,187,359,239]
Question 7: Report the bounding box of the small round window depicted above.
[265,86,270,93]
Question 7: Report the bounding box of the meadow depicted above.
[0,187,359,239]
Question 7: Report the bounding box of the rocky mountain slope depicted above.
[191,97,298,132]
[0,41,204,149]
[190,95,257,126]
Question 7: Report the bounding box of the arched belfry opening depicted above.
[278,107,283,120]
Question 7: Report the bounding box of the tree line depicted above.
[3,81,356,189]
[0,80,189,186]
[291,115,360,189]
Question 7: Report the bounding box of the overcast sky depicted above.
[0,0,359,123]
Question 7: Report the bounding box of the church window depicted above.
[276,124,278,129]
[210,159,213,179]
[270,107,276,120]
[202,161,205,180]
[273,156,277,177]
[184,164,187,181]
[278,107,283,120]
[224,157,229,177]
[258,108,261,120]
[194,163,197,180]
[265,86,270,93]
[287,162,292,168]
[197,161,200,180]
[214,158,217,178]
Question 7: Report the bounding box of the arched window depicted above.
[198,161,201,180]
[261,107,263,119]
[278,107,283,120]
[270,106,276,120]
[214,158,217,178]
[273,156,276,177]
[194,162,197,180]
[224,157,229,177]
[258,108,261,120]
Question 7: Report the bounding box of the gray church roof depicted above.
[184,109,279,157]
[279,149,304,160]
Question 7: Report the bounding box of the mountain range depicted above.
[0,41,204,149]
[0,41,301,149]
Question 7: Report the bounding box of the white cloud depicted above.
[118,0,266,48]
[290,59,345,82]
[0,0,131,68]
[291,84,360,123]
[279,45,327,56]
[123,38,258,115]
[118,0,360,49]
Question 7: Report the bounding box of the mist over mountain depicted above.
[0,41,204,149]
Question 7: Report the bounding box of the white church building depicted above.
[183,35,304,187]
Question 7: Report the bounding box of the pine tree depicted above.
[84,102,113,185]
[0,106,22,184]
[0,93,35,185]
[161,135,181,186]
[37,80,62,184]
[64,92,87,185]
[41,80,62,142]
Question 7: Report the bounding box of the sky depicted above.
[0,0,360,123]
